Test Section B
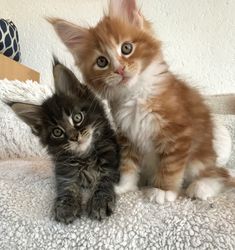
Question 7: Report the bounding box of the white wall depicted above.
[1,0,235,95]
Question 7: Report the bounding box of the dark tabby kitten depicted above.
[11,62,120,223]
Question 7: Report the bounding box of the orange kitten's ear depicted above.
[108,0,143,28]
[47,18,89,52]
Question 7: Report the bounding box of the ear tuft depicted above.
[108,0,143,27]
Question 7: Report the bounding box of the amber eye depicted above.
[121,42,133,55]
[73,112,84,125]
[96,56,108,68]
[52,127,64,138]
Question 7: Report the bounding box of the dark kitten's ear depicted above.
[11,103,44,135]
[53,62,85,97]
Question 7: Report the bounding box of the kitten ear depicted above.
[108,0,143,28]
[47,18,89,52]
[11,103,44,135]
[53,62,84,97]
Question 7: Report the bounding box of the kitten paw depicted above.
[87,191,115,220]
[114,183,138,195]
[186,178,223,200]
[54,197,81,224]
[147,188,178,204]
[114,171,139,195]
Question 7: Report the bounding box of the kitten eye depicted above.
[96,56,108,68]
[121,42,133,55]
[73,112,84,125]
[52,127,64,138]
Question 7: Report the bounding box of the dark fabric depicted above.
[0,19,21,62]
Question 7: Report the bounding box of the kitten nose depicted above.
[115,66,125,76]
[70,131,78,141]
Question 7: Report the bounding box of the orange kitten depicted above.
[49,0,235,203]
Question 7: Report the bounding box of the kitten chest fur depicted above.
[110,89,164,184]
[110,60,168,154]
[112,97,162,153]
[110,61,168,175]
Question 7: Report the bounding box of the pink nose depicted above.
[115,66,125,76]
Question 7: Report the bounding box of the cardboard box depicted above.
[0,54,40,82]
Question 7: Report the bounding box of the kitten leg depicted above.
[114,134,140,195]
[114,159,140,194]
[149,142,189,204]
[87,177,116,221]
[148,169,183,204]
[87,138,120,220]
[54,180,82,224]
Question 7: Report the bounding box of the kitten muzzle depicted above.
[69,133,79,142]
[115,66,125,76]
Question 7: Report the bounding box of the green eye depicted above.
[121,42,133,55]
[52,127,64,138]
[73,112,84,125]
[96,56,108,68]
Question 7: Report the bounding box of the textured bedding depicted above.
[0,79,235,249]
[0,159,235,249]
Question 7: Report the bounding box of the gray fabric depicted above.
[0,159,235,250]
[215,114,235,169]
[206,94,235,115]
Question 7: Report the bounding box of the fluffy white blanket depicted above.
[0,159,235,249]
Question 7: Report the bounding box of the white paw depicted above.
[186,178,223,200]
[148,188,178,204]
[115,171,139,195]
[114,183,138,195]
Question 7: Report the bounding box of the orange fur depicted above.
[49,0,233,201]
